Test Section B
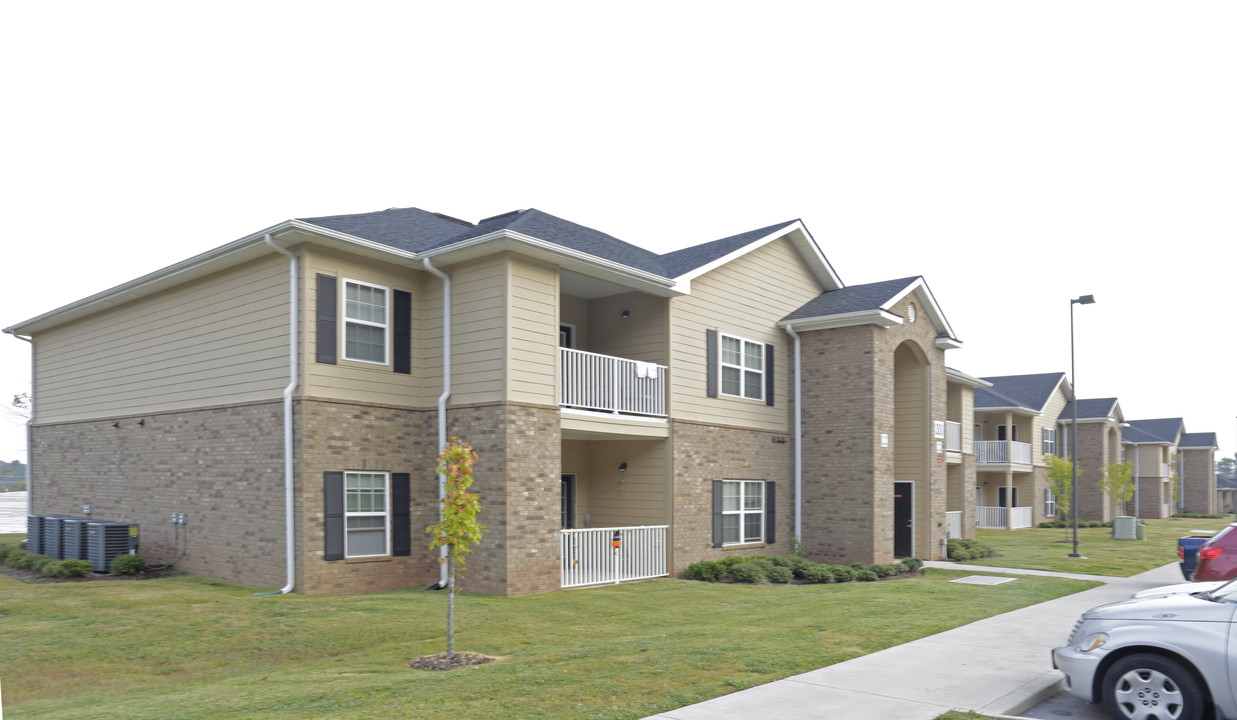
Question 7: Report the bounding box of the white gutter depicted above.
[422,257,452,587]
[4,331,33,517]
[263,234,298,595]
[783,324,802,543]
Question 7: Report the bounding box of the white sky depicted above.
[2,2,1235,464]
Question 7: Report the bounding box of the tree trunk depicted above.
[446,550,456,658]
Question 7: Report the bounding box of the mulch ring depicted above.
[0,564,181,584]
[409,652,496,671]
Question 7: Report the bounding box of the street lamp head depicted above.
[1073,295,1096,305]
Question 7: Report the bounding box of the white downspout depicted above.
[6,331,34,517]
[264,234,298,595]
[422,258,452,587]
[782,324,802,544]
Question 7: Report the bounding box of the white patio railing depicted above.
[975,441,1032,465]
[560,348,667,417]
[561,525,669,588]
[945,510,962,538]
[1161,463,1171,478]
[945,422,962,452]
[976,506,1033,529]
[1163,503,1172,518]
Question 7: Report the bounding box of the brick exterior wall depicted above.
[669,419,794,574]
[30,402,287,587]
[795,309,949,564]
[1075,421,1119,522]
[1182,447,1216,515]
[295,397,439,595]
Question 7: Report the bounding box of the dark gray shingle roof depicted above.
[1059,398,1119,421]
[298,207,801,279]
[782,277,921,322]
[1180,432,1218,448]
[974,372,1067,412]
[1217,474,1237,490]
[1122,418,1185,444]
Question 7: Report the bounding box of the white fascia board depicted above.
[776,309,903,332]
[670,221,843,295]
[975,406,1044,416]
[935,337,964,350]
[946,368,993,388]
[422,230,681,297]
[1180,444,1219,451]
[882,277,959,341]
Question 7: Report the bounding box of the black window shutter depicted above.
[324,471,345,560]
[711,479,724,548]
[706,330,718,398]
[765,481,776,544]
[391,473,411,556]
[765,343,775,406]
[393,290,411,374]
[316,274,338,365]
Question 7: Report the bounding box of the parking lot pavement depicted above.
[1019,689,1110,719]
[0,491,28,533]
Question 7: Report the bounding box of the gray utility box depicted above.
[1113,515,1139,540]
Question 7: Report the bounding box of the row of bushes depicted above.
[946,538,997,561]
[0,542,147,578]
[1038,520,1112,529]
[1176,513,1227,519]
[682,554,923,585]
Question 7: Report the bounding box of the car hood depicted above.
[1085,592,1237,622]
[1131,581,1229,599]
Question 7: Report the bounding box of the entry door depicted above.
[561,474,577,529]
[894,482,913,557]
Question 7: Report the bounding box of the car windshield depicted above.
[1207,577,1237,602]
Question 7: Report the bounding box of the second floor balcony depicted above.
[560,347,667,417]
[976,440,1032,466]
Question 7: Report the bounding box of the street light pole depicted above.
[1069,294,1095,558]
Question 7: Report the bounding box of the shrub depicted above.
[800,563,835,583]
[54,559,93,577]
[828,565,855,583]
[786,555,813,577]
[725,561,768,584]
[849,562,868,572]
[110,554,147,575]
[948,538,995,562]
[766,556,794,569]
[872,564,899,578]
[901,557,923,572]
[854,568,879,582]
[682,560,726,582]
[764,564,794,584]
[718,556,746,569]
[0,542,20,564]
[5,549,40,569]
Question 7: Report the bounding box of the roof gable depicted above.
[1060,397,1122,422]
[779,276,959,343]
[975,372,1068,412]
[1122,418,1185,445]
[1180,432,1218,449]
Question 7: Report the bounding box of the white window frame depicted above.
[342,278,390,365]
[719,333,765,401]
[722,479,765,545]
[1044,487,1057,517]
[344,470,390,558]
[1042,427,1057,456]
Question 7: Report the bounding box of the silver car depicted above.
[1053,579,1237,720]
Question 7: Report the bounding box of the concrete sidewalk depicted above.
[642,561,1183,720]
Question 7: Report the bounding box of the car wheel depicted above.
[1101,653,1204,720]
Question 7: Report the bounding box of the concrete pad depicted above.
[650,677,952,720]
[951,575,1017,585]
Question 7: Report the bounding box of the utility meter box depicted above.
[1113,515,1138,541]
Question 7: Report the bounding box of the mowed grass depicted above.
[964,516,1234,576]
[0,549,1095,720]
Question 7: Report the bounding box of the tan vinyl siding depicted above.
[302,248,428,406]
[569,439,669,528]
[446,255,508,406]
[35,255,289,423]
[507,258,558,405]
[1036,386,1068,465]
[669,237,822,431]
[587,292,668,363]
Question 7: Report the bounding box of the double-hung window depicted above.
[720,333,764,401]
[722,479,765,544]
[345,471,389,557]
[1044,488,1057,517]
[344,279,388,364]
[1042,428,1057,456]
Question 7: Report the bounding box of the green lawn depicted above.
[0,554,1094,720]
[963,516,1232,576]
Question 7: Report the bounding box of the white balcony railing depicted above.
[561,526,669,588]
[945,510,962,538]
[945,422,962,452]
[1163,503,1172,518]
[976,506,1033,530]
[560,348,667,417]
[1161,463,1171,478]
[975,440,1032,465]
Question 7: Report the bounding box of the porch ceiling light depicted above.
[619,462,628,472]
[621,309,630,319]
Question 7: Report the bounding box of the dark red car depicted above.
[1192,523,1237,581]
